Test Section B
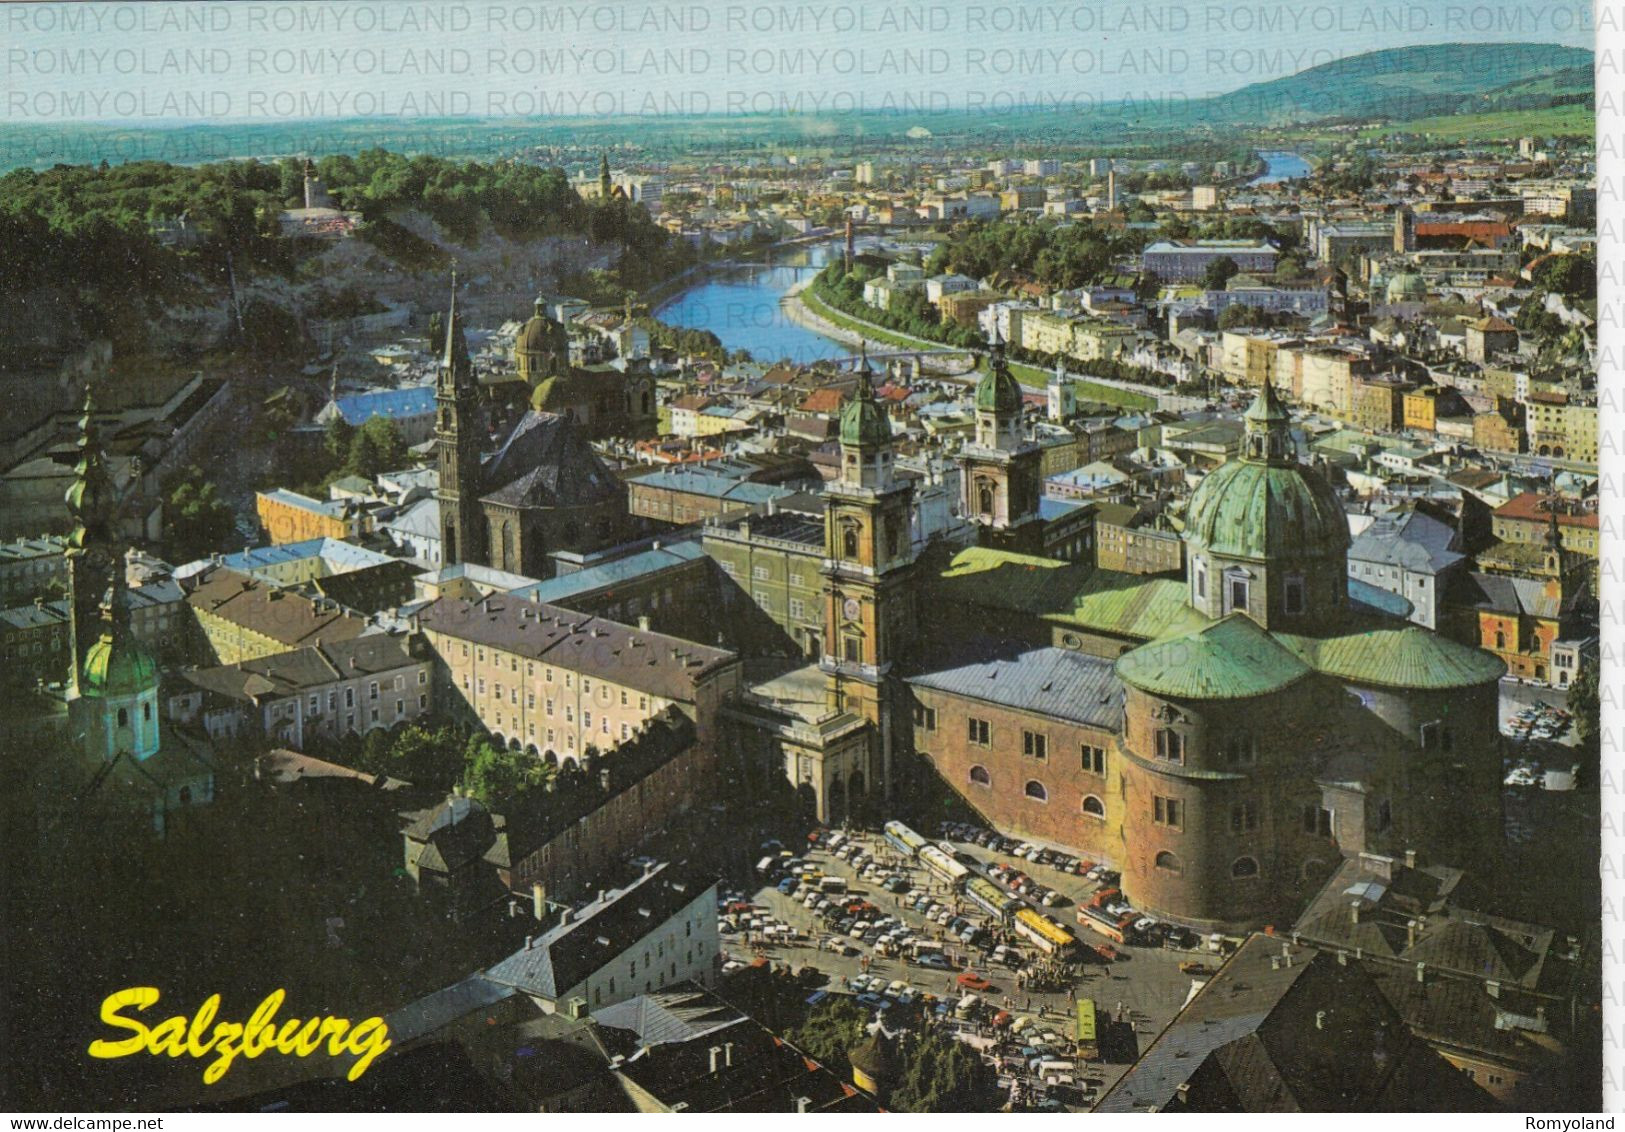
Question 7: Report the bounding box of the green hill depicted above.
[1202,42,1592,125]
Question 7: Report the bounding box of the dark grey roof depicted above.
[907,646,1123,730]
[592,987,741,1046]
[1465,572,1572,619]
[479,411,622,509]
[182,634,423,703]
[384,974,518,1045]
[1348,508,1464,574]
[416,593,736,702]
[485,863,716,1000]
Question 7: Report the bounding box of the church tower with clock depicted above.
[820,347,918,810]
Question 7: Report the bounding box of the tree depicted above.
[787,998,870,1071]
[163,468,236,562]
[1202,255,1240,291]
[323,414,356,465]
[462,734,555,804]
[346,416,409,478]
[1533,255,1596,301]
[887,1027,1001,1113]
[1569,655,1599,755]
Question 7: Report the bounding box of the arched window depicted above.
[142,702,152,721]
[969,765,991,787]
[1082,795,1105,818]
[1024,780,1047,802]
[842,526,859,559]
[501,523,514,569]
[1232,856,1259,879]
[1495,630,1505,649]
[117,707,129,727]
[1154,850,1182,874]
[978,481,995,516]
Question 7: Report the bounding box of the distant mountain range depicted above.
[1199,42,1592,125]
[0,42,1595,170]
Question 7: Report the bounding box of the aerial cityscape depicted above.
[0,2,1604,1116]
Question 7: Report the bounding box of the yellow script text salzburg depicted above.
[87,987,392,1084]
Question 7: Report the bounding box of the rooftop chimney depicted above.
[709,1046,722,1074]
[524,935,534,950]
[794,1097,811,1114]
[1315,1010,1326,1031]
[533,882,546,922]
[1486,980,1500,999]
[724,1041,734,1067]
[1350,901,1361,925]
[1405,848,1417,868]
[1415,961,1427,984]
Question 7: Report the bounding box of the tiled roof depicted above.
[908,647,1122,729]
[416,594,735,702]
[479,411,623,510]
[1347,508,1464,574]
[485,863,715,1000]
[183,567,370,649]
[509,542,707,607]
[328,385,436,426]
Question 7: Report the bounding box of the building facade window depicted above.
[1154,796,1182,829]
[1024,780,1048,802]
[1082,794,1105,818]
[913,705,937,731]
[1230,800,1258,833]
[1022,730,1048,760]
[1154,850,1182,874]
[1284,575,1306,614]
[967,718,990,746]
[1302,805,1333,838]
[1081,745,1105,775]
[1154,729,1184,763]
[1232,856,1260,878]
[969,765,991,787]
[1225,732,1256,764]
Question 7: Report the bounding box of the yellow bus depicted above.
[1077,999,1098,1059]
[1013,907,1076,954]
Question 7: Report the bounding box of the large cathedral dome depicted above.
[1184,458,1349,561]
[1185,381,1348,562]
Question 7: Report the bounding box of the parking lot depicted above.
[716,821,1221,1109]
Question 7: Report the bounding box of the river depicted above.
[1248,151,1311,185]
[654,242,848,365]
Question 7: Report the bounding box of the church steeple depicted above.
[599,152,613,200]
[66,387,116,697]
[435,270,485,567]
[837,342,894,490]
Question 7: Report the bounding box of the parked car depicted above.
[957,972,994,992]
[917,952,953,971]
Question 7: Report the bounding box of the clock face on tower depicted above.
[842,597,861,621]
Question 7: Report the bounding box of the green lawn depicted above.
[1359,103,1593,141]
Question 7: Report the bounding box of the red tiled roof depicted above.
[1494,492,1597,529]
[798,388,847,414]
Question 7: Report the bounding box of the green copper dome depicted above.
[1185,459,1350,561]
[1117,614,1312,700]
[975,343,1023,414]
[1386,273,1427,302]
[1187,382,1348,561]
[81,629,159,698]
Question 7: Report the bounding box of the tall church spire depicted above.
[435,270,484,567]
[66,387,117,698]
[599,152,613,200]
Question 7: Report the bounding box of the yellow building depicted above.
[255,489,371,545]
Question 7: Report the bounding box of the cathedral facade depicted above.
[909,380,1506,931]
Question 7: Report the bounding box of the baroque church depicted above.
[737,346,1508,932]
[48,392,215,834]
[434,278,634,579]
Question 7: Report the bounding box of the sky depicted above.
[0,1,1597,123]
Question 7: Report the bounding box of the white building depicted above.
[484,863,719,1014]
